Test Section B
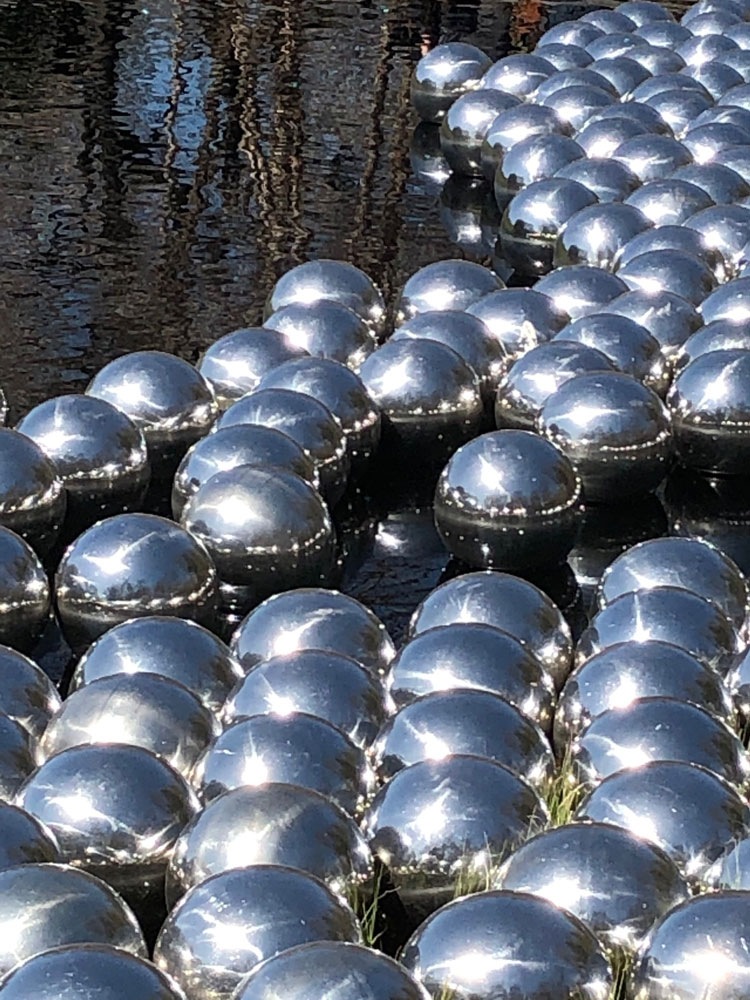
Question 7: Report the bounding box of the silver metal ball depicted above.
[0,527,50,653]
[575,117,656,159]
[599,288,702,357]
[678,34,740,67]
[495,341,615,430]
[263,302,376,370]
[0,428,65,556]
[232,942,429,1000]
[672,162,750,206]
[718,50,750,82]
[440,90,521,176]
[624,180,715,232]
[645,89,715,138]
[613,135,694,183]
[466,288,569,354]
[264,260,386,338]
[0,645,60,740]
[685,204,750,275]
[55,513,218,652]
[534,69,618,103]
[87,351,217,461]
[700,276,750,324]
[433,429,582,571]
[480,53,556,100]
[482,104,572,184]
[410,43,492,124]
[628,44,687,75]
[683,61,745,100]
[533,265,629,320]
[693,104,750,132]
[496,134,586,198]
[409,570,573,689]
[588,99,674,133]
[497,822,687,952]
[396,259,503,323]
[687,10,743,34]
[715,143,750,182]
[676,319,750,372]
[576,586,741,676]
[634,20,692,45]
[617,224,724,282]
[153,865,360,1000]
[555,640,734,749]
[616,248,717,306]
[537,43,594,70]
[385,623,555,731]
[371,688,554,788]
[363,756,548,915]
[554,203,652,271]
[708,838,750,887]
[553,315,667,394]
[0,801,59,869]
[582,9,637,32]
[196,328,309,412]
[0,863,146,980]
[539,84,616,132]
[620,0,676,25]
[358,339,482,460]
[591,57,652,97]
[41,673,219,779]
[166,782,373,905]
[400,889,612,1000]
[554,156,641,202]
[683,0,749,24]
[223,649,389,749]
[0,713,39,801]
[719,82,750,109]
[539,20,605,48]
[193,712,375,814]
[587,32,648,59]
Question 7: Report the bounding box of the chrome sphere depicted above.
[613,135,694,183]
[409,570,573,688]
[539,20,605,47]
[153,865,360,1000]
[534,266,628,320]
[553,314,667,393]
[719,82,750,108]
[495,341,615,430]
[222,649,389,749]
[196,328,308,412]
[645,89,715,138]
[363,756,548,913]
[693,104,750,131]
[370,688,554,787]
[401,889,611,1000]
[685,204,750,275]
[717,50,750,82]
[633,892,750,1000]
[466,289,569,355]
[668,348,750,474]
[18,744,199,909]
[41,673,219,779]
[171,424,317,520]
[676,320,750,370]
[537,43,594,70]
[0,863,146,979]
[497,822,687,952]
[396,260,503,323]
[684,62,745,101]
[55,513,218,651]
[0,714,39,801]
[554,203,652,271]
[0,801,59,869]
[576,586,741,676]
[264,260,386,337]
[538,372,672,501]
[688,10,743,33]
[628,45,687,75]
[700,276,750,324]
[264,302,376,370]
[575,117,656,159]
[496,134,586,199]
[680,158,750,206]
[230,588,394,676]
[555,640,733,749]
[411,43,492,123]
[576,760,750,879]
[481,104,571,182]
[589,100,673,131]
[571,696,749,787]
[582,9,637,32]
[433,429,582,571]
[0,645,60,739]
[193,712,375,815]
[601,289,702,357]
[683,121,750,163]
[87,350,217,460]
[215,388,349,503]
[534,69,618,103]
[166,782,373,904]
[0,944,186,1000]
[481,53,556,99]
[0,527,50,653]
[70,617,242,716]
[586,33,643,59]
[392,311,508,405]
[589,56,650,98]
[624,179,714,228]
[635,20,691,44]
[541,85,617,131]
[708,838,750,888]
[232,942,429,1000]
[597,536,748,627]
[358,339,482,460]
[620,0,675,24]
[554,156,641,202]
[385,623,555,731]
[715,144,750,182]
[16,395,149,516]
[617,224,723,280]
[617,248,717,306]
[440,90,521,176]
[0,428,65,555]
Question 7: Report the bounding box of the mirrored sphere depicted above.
[0,428,65,555]
[371,688,554,787]
[42,673,219,779]
[466,288,569,355]
[684,61,745,100]
[0,863,146,979]
[628,44,687,75]
[497,822,688,952]
[555,640,733,750]
[409,571,573,689]
[153,865,360,1000]
[232,942,429,1000]
[590,56,650,98]
[707,837,750,888]
[582,9,636,32]
[0,801,59,870]
[223,649,389,749]
[196,328,309,412]
[193,712,374,815]
[620,0,675,24]
[396,260,503,323]
[617,224,723,280]
[553,314,667,393]
[685,204,750,274]
[264,302,376,370]
[166,782,373,905]
[539,84,617,132]
[600,288,702,357]
[400,889,612,1000]
[554,156,641,202]
[537,43,594,70]
[588,99,672,131]
[678,160,750,211]
[0,944,186,1000]
[0,713,39,801]
[715,143,750,182]
[613,135,694,182]
[575,117,655,158]
[534,69,618,103]
[675,320,750,371]
[554,203,651,272]
[411,43,492,123]
[230,588,395,676]
[87,351,217,460]
[70,616,242,716]
[617,249,717,306]
[645,89,715,138]
[55,513,218,651]
[363,756,547,914]
[682,121,750,164]
[699,276,750,325]
[540,20,605,46]
[440,90,521,176]
[0,527,50,653]
[586,33,643,59]
[635,19,690,44]
[481,104,571,183]
[533,266,628,320]
[576,586,740,675]
[481,53,556,100]
[434,429,582,571]
[386,623,555,730]
[496,135,586,202]
[0,645,60,739]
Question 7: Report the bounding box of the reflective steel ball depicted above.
[683,122,750,164]
[481,53,556,100]
[0,428,65,555]
[715,143,750,182]
[0,801,59,870]
[545,85,621,133]
[538,43,594,70]
[534,69,618,103]
[683,61,745,100]
[700,276,750,324]
[587,99,673,131]
[481,104,571,183]
[707,837,750,888]
[0,645,60,739]
[617,224,722,280]
[645,89,715,138]
[685,204,750,275]
[624,179,714,228]
[553,314,668,393]
[582,9,637,32]
[554,156,641,203]
[620,0,675,25]
[726,647,750,721]
[675,319,750,371]
[614,135,694,183]
[0,713,39,801]
[617,248,717,306]
[264,302,376,370]
[396,259,503,323]
[466,288,569,355]
[440,90,521,176]
[153,865,360,1000]
[628,44,687,75]
[586,33,644,59]
[55,512,218,652]
[496,134,586,200]
[575,117,656,159]
[539,20,606,47]
[589,56,651,98]
[554,203,652,271]
[534,265,628,320]
[635,19,691,44]
[411,43,492,123]
[601,288,702,357]
[0,527,50,653]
